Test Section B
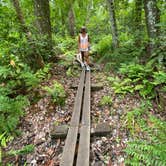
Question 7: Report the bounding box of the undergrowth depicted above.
[43,81,66,106]
[93,37,145,70]
[99,96,112,106]
[110,61,166,165]
[107,62,166,98]
[0,95,29,134]
[0,54,51,136]
[124,103,166,166]
[0,132,34,165]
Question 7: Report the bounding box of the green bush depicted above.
[0,55,50,93]
[108,77,134,94]
[0,132,34,164]
[0,95,29,134]
[0,31,52,68]
[123,101,166,165]
[0,52,50,135]
[0,132,13,163]
[53,35,77,53]
[150,35,166,67]
[99,96,112,106]
[35,63,51,79]
[94,38,146,70]
[153,71,166,85]
[94,35,113,57]
[122,103,149,136]
[43,81,66,106]
[125,115,166,166]
[107,62,166,98]
[8,144,34,156]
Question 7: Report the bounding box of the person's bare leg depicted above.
[84,51,90,65]
[80,52,85,68]
[84,51,90,71]
[81,51,84,63]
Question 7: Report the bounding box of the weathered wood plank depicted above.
[81,71,91,126]
[70,70,85,126]
[51,123,111,139]
[76,71,91,166]
[60,126,78,166]
[91,123,111,137]
[70,83,103,91]
[60,70,85,166]
[51,125,69,139]
[76,126,90,166]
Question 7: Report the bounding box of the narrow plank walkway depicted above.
[76,71,91,166]
[60,70,86,166]
[60,70,91,166]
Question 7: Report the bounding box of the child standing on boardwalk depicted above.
[78,26,90,71]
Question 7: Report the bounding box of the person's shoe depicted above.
[86,65,90,71]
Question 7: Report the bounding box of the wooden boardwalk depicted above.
[60,70,91,166]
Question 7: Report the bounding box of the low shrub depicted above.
[99,96,112,106]
[0,95,29,134]
[107,62,166,98]
[125,112,166,166]
[43,81,66,106]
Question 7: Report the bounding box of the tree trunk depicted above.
[68,6,75,36]
[144,0,160,56]
[12,0,44,69]
[144,0,160,39]
[134,0,143,46]
[34,0,52,45]
[11,0,30,39]
[107,0,119,49]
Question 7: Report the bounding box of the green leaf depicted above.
[1,137,7,147]
[134,84,144,90]
[0,132,6,140]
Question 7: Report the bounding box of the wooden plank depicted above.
[81,71,91,126]
[91,123,111,137]
[70,70,85,126]
[76,71,91,166]
[60,126,78,166]
[76,126,90,166]
[70,83,103,91]
[60,70,85,166]
[51,125,69,139]
[51,123,111,139]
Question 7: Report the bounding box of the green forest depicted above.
[0,0,166,165]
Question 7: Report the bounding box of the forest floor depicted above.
[4,57,141,166]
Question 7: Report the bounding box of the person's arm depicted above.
[78,34,80,53]
[88,35,90,50]
[88,35,90,43]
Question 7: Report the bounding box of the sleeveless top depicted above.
[79,33,89,52]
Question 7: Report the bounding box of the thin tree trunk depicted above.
[107,0,119,49]
[144,0,160,56]
[68,6,75,36]
[144,0,160,39]
[134,0,143,46]
[12,0,44,69]
[12,0,30,40]
[34,0,52,46]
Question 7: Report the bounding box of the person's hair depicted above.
[81,26,87,33]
